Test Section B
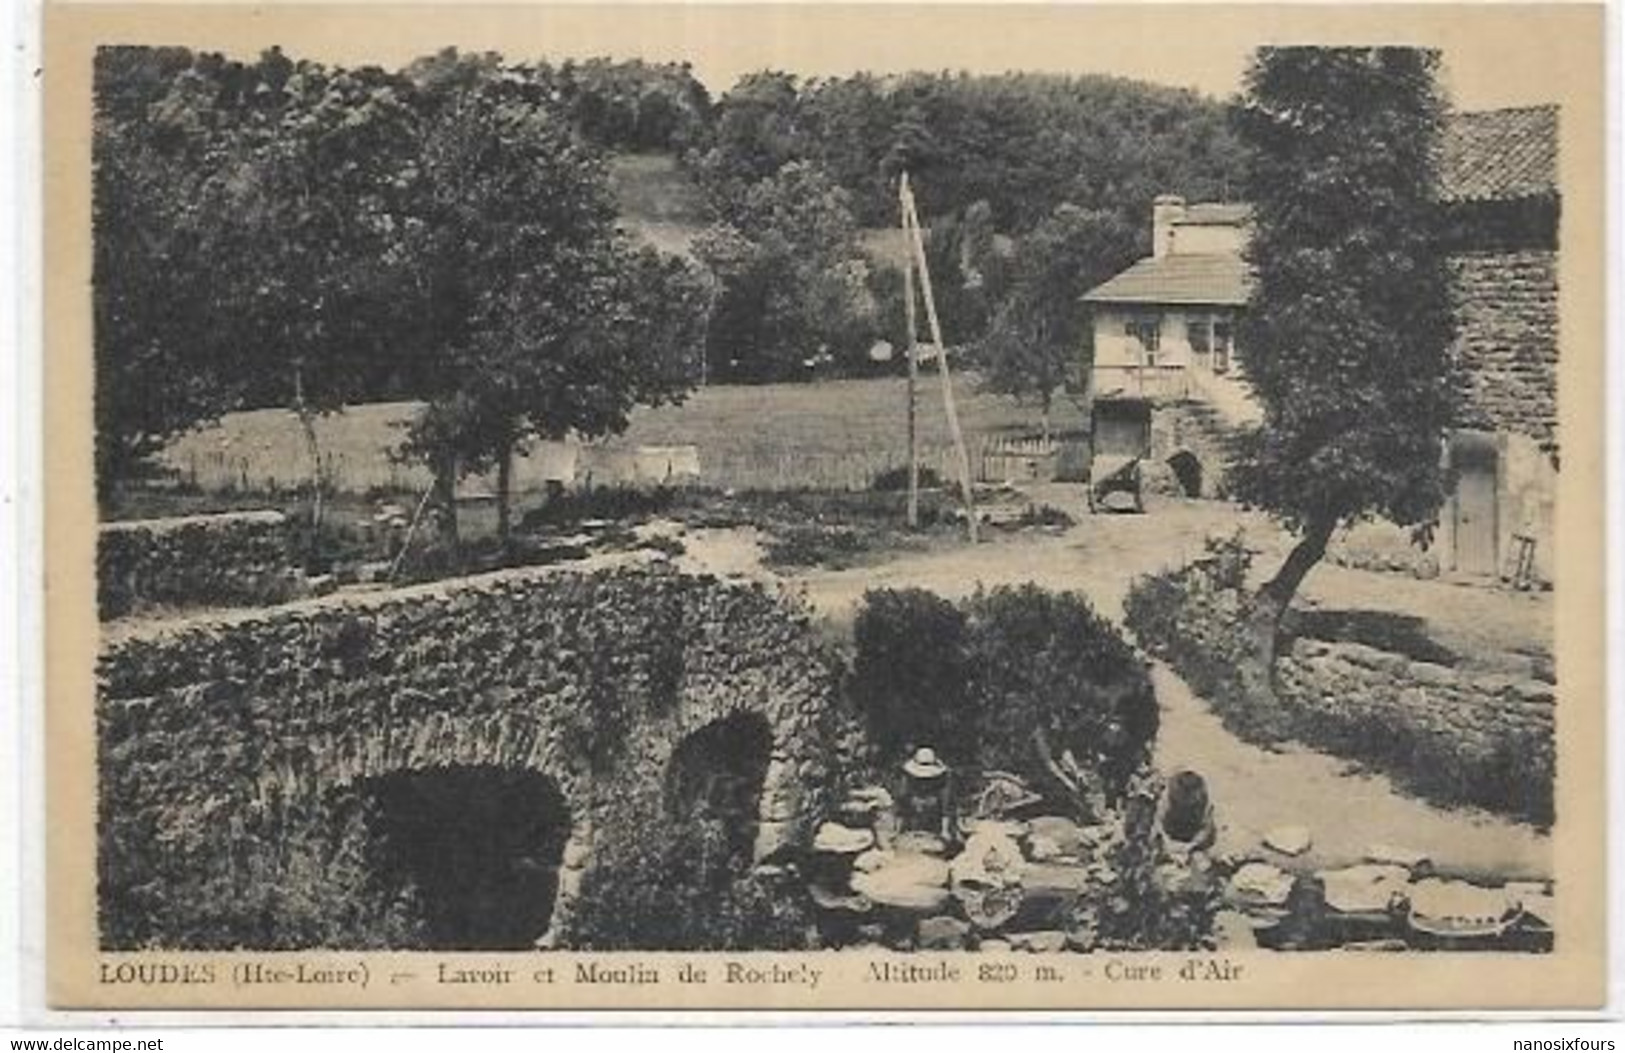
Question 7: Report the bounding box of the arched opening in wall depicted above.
[1167,450,1203,498]
[358,766,571,950]
[663,712,774,875]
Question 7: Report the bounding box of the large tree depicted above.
[977,204,1139,440]
[690,68,1248,233]
[692,161,876,382]
[92,47,417,508]
[93,90,231,497]
[397,65,704,542]
[92,49,260,498]
[216,53,418,529]
[1229,47,1457,696]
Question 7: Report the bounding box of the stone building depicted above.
[1080,105,1560,583]
[1081,197,1258,498]
[1433,105,1559,582]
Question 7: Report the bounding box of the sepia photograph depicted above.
[39,2,1610,1012]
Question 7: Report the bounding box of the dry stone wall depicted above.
[97,561,841,949]
[1278,638,1555,768]
[1148,402,1244,499]
[1327,520,1441,580]
[1125,556,1554,825]
[98,510,298,619]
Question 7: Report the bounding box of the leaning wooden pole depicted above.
[901,173,978,543]
[901,184,921,530]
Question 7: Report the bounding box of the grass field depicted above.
[608,153,708,224]
[160,375,1087,497]
[608,153,710,259]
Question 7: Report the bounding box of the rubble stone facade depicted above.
[96,561,841,949]
[1449,250,1559,455]
[97,510,296,618]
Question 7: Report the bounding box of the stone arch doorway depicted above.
[1167,450,1203,497]
[663,712,774,872]
[358,765,572,950]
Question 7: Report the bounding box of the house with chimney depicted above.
[1080,105,1560,584]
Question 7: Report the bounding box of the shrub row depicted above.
[1122,535,1554,827]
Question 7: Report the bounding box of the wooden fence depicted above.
[977,436,1092,484]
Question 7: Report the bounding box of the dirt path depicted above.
[1149,664,1550,880]
[792,497,1245,627]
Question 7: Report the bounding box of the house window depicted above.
[1125,315,1162,366]
[1212,321,1233,375]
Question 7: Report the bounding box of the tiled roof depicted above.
[1440,105,1558,203]
[1082,107,1556,309]
[1082,253,1253,306]
[1175,203,1252,226]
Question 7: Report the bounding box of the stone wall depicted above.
[1449,250,1559,454]
[98,510,298,619]
[1124,554,1555,825]
[97,561,842,950]
[1148,402,1244,499]
[1278,638,1555,771]
[1496,431,1558,583]
[1326,434,1557,588]
[1327,520,1441,580]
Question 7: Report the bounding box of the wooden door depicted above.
[1092,400,1152,459]
[1452,435,1499,576]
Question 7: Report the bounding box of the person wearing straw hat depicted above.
[899,746,954,842]
[903,746,948,781]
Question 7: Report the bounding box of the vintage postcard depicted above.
[43,2,1609,1012]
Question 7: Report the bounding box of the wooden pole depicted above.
[387,482,437,584]
[901,181,920,530]
[901,173,978,543]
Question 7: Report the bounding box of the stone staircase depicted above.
[1150,400,1251,499]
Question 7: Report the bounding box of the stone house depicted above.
[1081,198,1258,498]
[1080,105,1560,583]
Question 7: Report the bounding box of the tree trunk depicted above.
[292,362,324,533]
[1040,391,1053,446]
[495,433,514,549]
[1239,513,1336,722]
[433,449,460,548]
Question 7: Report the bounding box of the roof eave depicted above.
[1083,295,1252,308]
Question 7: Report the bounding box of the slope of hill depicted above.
[609,153,710,258]
[610,152,927,271]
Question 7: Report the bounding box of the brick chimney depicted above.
[1152,194,1186,258]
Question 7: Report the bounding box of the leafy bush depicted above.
[286,513,375,576]
[567,802,813,951]
[850,589,972,762]
[761,523,873,569]
[1008,503,1076,530]
[870,465,944,492]
[1068,768,1221,952]
[964,585,1158,798]
[850,584,1156,801]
